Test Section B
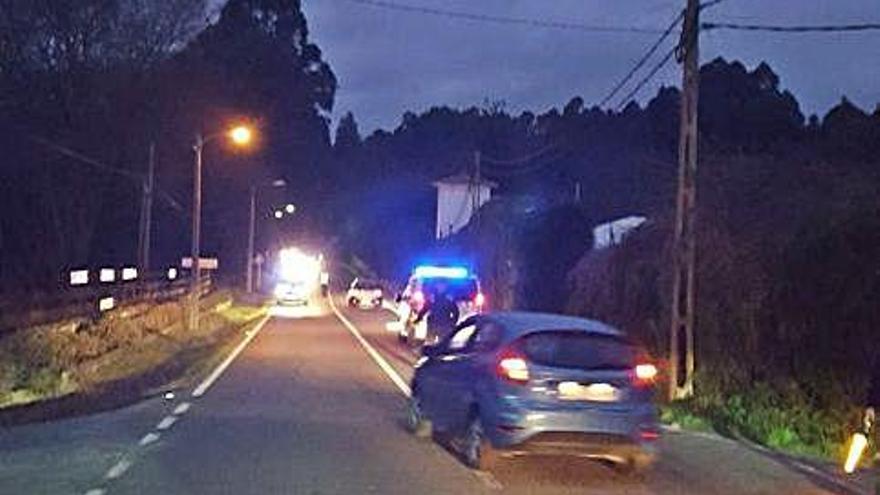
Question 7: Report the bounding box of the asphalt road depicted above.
[0,296,843,494]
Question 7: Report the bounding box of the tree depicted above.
[334,112,362,150]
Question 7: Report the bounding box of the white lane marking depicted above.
[173,401,192,415]
[329,296,411,397]
[473,470,503,490]
[331,296,505,490]
[139,432,160,446]
[156,415,178,431]
[104,459,132,480]
[84,489,106,495]
[192,315,272,398]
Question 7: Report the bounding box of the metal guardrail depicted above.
[0,274,212,337]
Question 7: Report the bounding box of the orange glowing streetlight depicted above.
[188,122,257,330]
[229,125,253,146]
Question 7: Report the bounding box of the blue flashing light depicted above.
[413,265,469,279]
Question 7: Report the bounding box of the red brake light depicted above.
[474,292,485,308]
[633,363,658,386]
[497,350,529,384]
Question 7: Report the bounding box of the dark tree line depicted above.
[0,0,336,291]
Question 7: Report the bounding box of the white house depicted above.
[593,215,646,249]
[433,173,497,239]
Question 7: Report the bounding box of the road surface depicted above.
[0,297,842,494]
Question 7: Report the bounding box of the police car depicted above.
[394,265,485,346]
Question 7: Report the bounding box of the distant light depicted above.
[163,391,175,401]
[69,270,89,286]
[99,268,116,283]
[229,125,252,146]
[98,296,115,311]
[121,267,138,281]
[413,265,469,279]
[274,210,283,219]
[271,179,286,187]
[167,267,178,280]
[285,203,295,214]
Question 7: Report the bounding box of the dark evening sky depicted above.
[297,1,879,132]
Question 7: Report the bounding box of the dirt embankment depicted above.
[0,291,266,425]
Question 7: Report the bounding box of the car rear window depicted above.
[422,278,478,301]
[358,280,382,289]
[518,331,636,370]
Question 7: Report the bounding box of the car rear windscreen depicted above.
[519,331,636,370]
[358,280,382,290]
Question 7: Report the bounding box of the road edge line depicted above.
[329,295,411,398]
[192,314,271,398]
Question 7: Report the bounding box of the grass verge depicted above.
[0,290,267,421]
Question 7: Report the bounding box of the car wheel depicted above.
[462,412,497,470]
[406,394,432,438]
[348,298,358,308]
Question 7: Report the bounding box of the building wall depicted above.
[436,183,493,239]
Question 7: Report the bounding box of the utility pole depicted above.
[474,150,482,235]
[137,142,155,275]
[669,0,700,401]
[246,185,257,294]
[189,134,204,331]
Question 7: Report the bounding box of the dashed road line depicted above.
[84,488,106,495]
[173,401,191,415]
[104,459,132,480]
[192,315,272,398]
[156,415,178,431]
[329,296,411,397]
[138,432,160,447]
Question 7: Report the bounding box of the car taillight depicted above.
[497,350,529,384]
[632,363,658,387]
[474,292,485,308]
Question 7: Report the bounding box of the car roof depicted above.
[481,311,622,340]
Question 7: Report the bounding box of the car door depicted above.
[428,317,480,431]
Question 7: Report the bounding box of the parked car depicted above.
[406,311,659,473]
[274,280,311,306]
[347,278,384,308]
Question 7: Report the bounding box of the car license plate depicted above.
[558,381,619,402]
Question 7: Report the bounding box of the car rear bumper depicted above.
[499,431,655,464]
[483,400,659,462]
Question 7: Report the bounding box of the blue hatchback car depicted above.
[407,311,659,473]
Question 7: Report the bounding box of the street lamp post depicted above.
[247,179,286,293]
[189,133,204,331]
[188,125,253,331]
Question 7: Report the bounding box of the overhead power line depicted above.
[702,21,880,33]
[598,10,684,107]
[482,143,559,167]
[616,45,677,111]
[343,0,667,34]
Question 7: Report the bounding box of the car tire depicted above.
[348,298,358,308]
[462,412,498,471]
[406,395,432,438]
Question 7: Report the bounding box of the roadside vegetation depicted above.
[0,291,265,410]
